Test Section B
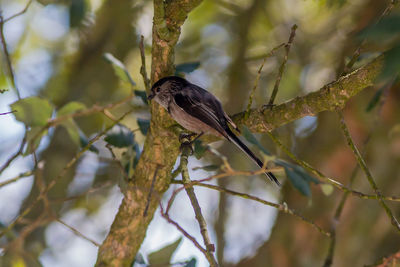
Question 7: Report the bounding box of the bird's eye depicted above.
[156,87,161,93]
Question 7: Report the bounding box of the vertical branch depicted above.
[268,24,297,106]
[245,43,285,119]
[337,110,400,232]
[323,83,391,266]
[139,35,151,92]
[0,13,28,176]
[180,141,218,266]
[96,1,203,266]
[0,15,21,99]
[214,179,228,264]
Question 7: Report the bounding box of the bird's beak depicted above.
[147,92,155,100]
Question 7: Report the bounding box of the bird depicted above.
[147,75,280,186]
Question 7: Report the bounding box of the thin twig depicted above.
[167,165,283,216]
[179,141,218,266]
[337,110,400,232]
[56,218,100,247]
[105,144,130,181]
[0,110,16,115]
[160,203,207,254]
[0,109,134,239]
[0,12,28,175]
[340,0,398,76]
[27,93,134,146]
[245,43,285,119]
[365,250,400,267]
[323,81,391,267]
[49,181,113,203]
[139,35,151,91]
[245,43,285,61]
[50,93,134,126]
[0,134,27,176]
[268,24,297,106]
[0,170,33,188]
[0,15,21,99]
[267,132,400,202]
[3,0,33,23]
[178,181,331,237]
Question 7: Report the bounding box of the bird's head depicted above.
[148,76,188,108]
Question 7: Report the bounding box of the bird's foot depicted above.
[179,132,197,143]
[179,133,196,155]
[179,132,204,155]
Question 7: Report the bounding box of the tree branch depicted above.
[232,55,384,134]
[95,1,203,266]
[180,141,218,266]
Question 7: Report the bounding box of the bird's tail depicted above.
[224,127,281,187]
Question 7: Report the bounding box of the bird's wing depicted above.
[173,85,228,137]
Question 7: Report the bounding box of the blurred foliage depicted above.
[10,97,53,127]
[0,0,400,266]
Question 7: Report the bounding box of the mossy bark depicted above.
[95,1,203,266]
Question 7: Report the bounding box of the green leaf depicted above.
[137,118,150,135]
[79,135,99,153]
[24,126,48,156]
[69,0,87,28]
[283,165,311,196]
[320,184,334,196]
[192,164,219,171]
[57,101,87,116]
[132,142,141,169]
[105,126,134,148]
[10,97,53,126]
[148,237,182,265]
[134,89,148,105]
[358,14,400,40]
[326,0,346,7]
[103,53,136,86]
[60,119,81,146]
[133,253,146,265]
[366,88,384,112]
[184,258,197,267]
[381,45,400,80]
[193,140,207,159]
[175,62,200,75]
[389,124,400,139]
[242,126,271,155]
[275,160,319,197]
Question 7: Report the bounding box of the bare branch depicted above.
[245,42,285,119]
[160,203,207,254]
[268,24,297,105]
[3,0,33,23]
[267,132,400,202]
[179,140,218,266]
[0,110,16,116]
[226,55,384,136]
[139,35,151,91]
[0,109,134,239]
[56,219,100,247]
[0,170,33,189]
[337,110,400,232]
[0,16,21,99]
[189,181,331,237]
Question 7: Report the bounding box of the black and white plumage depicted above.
[148,76,280,186]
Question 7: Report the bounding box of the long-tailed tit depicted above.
[148,76,280,186]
